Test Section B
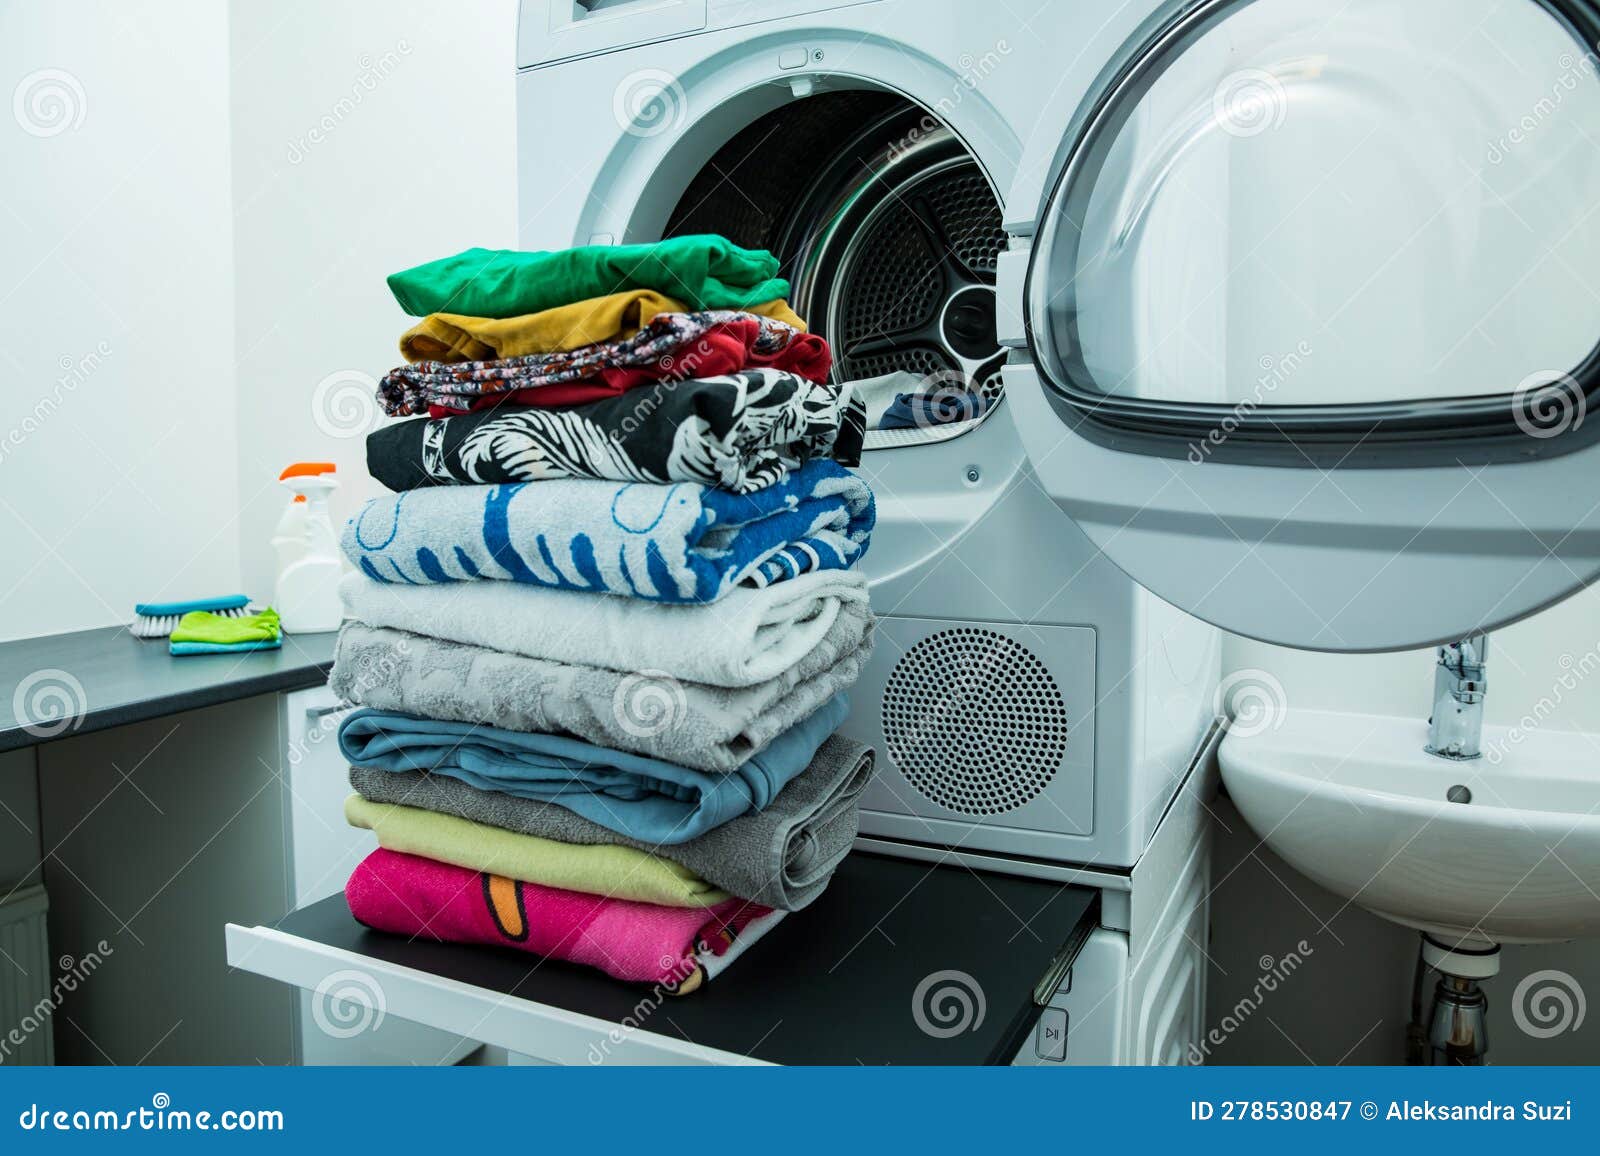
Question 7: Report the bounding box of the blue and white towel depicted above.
[340,459,874,604]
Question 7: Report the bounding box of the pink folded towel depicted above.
[346,848,775,994]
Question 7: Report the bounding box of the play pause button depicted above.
[1034,1007,1068,1062]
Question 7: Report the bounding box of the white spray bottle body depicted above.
[274,470,343,634]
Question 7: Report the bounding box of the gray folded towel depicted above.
[331,620,871,775]
[348,733,875,912]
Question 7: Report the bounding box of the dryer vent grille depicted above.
[881,628,1069,816]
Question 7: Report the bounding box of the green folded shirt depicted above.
[343,794,729,908]
[386,235,789,318]
[169,606,281,646]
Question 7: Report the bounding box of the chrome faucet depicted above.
[1425,634,1489,761]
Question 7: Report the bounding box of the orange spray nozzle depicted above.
[279,462,337,481]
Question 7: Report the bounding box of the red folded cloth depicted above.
[372,308,830,419]
[346,848,773,993]
[427,317,832,417]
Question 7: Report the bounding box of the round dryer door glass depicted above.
[1012,0,1600,651]
[1032,0,1600,412]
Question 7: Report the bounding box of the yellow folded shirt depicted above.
[343,794,730,908]
[399,289,807,363]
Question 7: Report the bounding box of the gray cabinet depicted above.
[38,696,295,1065]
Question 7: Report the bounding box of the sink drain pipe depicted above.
[1407,933,1501,1065]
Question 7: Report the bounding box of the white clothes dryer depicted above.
[512,0,1227,872]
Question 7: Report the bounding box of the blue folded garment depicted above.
[336,695,850,844]
[340,459,874,603]
[878,389,987,431]
[168,639,283,656]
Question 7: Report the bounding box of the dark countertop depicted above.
[0,625,337,752]
[274,851,1099,1065]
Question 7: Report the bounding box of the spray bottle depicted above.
[272,462,343,634]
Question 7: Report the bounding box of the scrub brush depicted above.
[131,595,253,639]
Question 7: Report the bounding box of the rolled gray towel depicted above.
[330,619,871,775]
[348,733,875,912]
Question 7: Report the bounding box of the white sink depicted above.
[1220,709,1600,945]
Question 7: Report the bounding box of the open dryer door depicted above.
[1001,0,1600,651]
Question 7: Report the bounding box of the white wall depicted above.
[0,1,517,641]
[227,0,517,600]
[6,0,1598,1066]
[1209,586,1600,1064]
[0,0,240,640]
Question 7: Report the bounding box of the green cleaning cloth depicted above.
[343,794,730,909]
[170,606,281,646]
[170,639,282,656]
[386,235,790,318]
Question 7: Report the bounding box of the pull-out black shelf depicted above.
[236,851,1100,1066]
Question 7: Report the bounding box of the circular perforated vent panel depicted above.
[881,628,1070,816]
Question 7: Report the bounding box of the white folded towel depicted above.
[338,568,871,689]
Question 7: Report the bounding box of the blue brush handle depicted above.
[134,594,250,616]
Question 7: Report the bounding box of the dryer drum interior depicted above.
[665,92,1008,419]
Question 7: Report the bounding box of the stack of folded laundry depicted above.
[329,235,877,994]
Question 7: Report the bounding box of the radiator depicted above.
[0,886,52,1065]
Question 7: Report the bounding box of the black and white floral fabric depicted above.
[366,368,865,495]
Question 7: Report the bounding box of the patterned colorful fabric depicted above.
[367,369,864,495]
[398,290,806,363]
[346,848,775,993]
[377,310,830,418]
[386,235,788,318]
[339,458,875,602]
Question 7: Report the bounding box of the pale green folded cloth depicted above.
[170,606,280,646]
[342,794,729,909]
